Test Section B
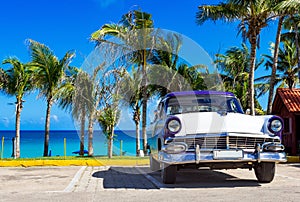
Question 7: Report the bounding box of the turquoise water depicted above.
[0,130,143,158]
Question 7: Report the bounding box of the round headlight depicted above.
[167,119,181,133]
[269,118,283,133]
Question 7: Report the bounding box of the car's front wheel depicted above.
[254,162,275,183]
[161,163,177,184]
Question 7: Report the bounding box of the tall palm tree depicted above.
[56,67,93,156]
[197,0,275,115]
[73,71,94,156]
[267,0,300,114]
[27,39,75,157]
[281,11,300,77]
[0,58,34,158]
[78,63,106,157]
[256,39,299,91]
[91,10,154,154]
[120,68,143,156]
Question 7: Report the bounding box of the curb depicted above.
[0,159,149,167]
[287,156,300,163]
[2,156,297,167]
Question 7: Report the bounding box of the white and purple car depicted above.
[147,90,286,184]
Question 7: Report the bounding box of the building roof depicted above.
[272,88,300,113]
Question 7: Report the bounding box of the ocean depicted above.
[0,130,143,158]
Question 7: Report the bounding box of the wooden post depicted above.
[1,137,4,159]
[64,138,67,159]
[120,140,123,156]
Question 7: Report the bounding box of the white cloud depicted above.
[51,115,59,122]
[39,115,59,123]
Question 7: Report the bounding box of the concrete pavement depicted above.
[0,163,299,202]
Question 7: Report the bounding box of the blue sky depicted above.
[0,0,278,130]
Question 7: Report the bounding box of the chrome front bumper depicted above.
[158,148,287,165]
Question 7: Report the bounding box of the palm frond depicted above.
[90,23,128,42]
[196,3,243,25]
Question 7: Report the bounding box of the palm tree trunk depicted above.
[293,16,300,78]
[108,135,113,159]
[109,127,115,158]
[133,104,141,156]
[135,119,140,156]
[79,108,86,156]
[249,38,257,116]
[142,95,147,153]
[267,16,284,115]
[43,98,52,157]
[15,98,22,158]
[88,113,94,156]
[142,49,148,155]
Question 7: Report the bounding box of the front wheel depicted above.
[161,163,177,184]
[254,162,275,183]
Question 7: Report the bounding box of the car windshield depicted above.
[166,95,243,115]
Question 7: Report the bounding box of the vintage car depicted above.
[147,90,286,184]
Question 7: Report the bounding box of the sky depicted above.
[0,0,279,130]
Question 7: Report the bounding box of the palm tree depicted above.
[197,0,275,115]
[0,58,34,158]
[73,71,94,156]
[57,67,93,156]
[82,65,105,157]
[215,44,250,109]
[120,68,143,156]
[256,39,299,91]
[98,106,120,158]
[27,39,75,157]
[149,32,183,94]
[149,32,208,96]
[97,67,124,158]
[267,0,300,114]
[215,44,264,110]
[281,11,300,77]
[279,0,300,67]
[91,10,154,154]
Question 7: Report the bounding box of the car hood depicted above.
[175,112,268,136]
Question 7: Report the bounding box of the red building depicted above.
[272,88,300,155]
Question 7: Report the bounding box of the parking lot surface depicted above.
[0,163,299,201]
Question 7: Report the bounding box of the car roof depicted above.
[165,91,235,98]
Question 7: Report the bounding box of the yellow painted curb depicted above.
[2,156,298,167]
[287,156,300,163]
[0,158,149,167]
[99,159,149,166]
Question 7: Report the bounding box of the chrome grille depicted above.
[175,136,227,150]
[173,135,280,150]
[228,137,280,149]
